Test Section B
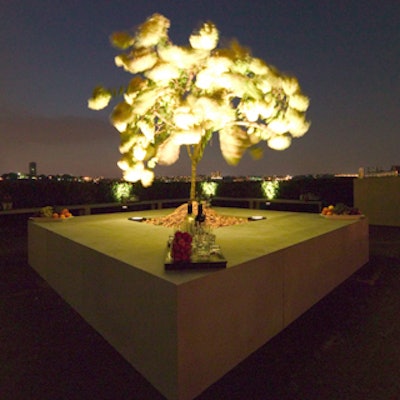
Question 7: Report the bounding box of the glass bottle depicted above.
[195,202,206,226]
[184,201,195,235]
[194,201,209,259]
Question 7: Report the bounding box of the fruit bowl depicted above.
[320,203,364,220]
[30,206,74,222]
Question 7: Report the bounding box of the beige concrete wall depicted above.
[28,222,180,400]
[354,177,400,226]
[176,253,285,400]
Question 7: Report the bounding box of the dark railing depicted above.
[0,196,323,217]
[0,198,189,217]
[212,197,322,212]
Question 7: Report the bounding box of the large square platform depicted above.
[28,208,368,400]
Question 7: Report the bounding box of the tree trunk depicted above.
[190,158,197,201]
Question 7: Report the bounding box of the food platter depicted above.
[30,207,74,222]
[29,216,73,222]
[320,214,365,220]
[165,251,227,270]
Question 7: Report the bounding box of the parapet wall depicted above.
[354,176,400,226]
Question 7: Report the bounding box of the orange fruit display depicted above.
[60,208,72,217]
[321,203,361,216]
[321,206,334,215]
[50,208,73,219]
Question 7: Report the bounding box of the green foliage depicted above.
[0,180,111,208]
[0,177,355,209]
[278,177,354,205]
[200,181,218,199]
[261,180,279,199]
[133,181,191,201]
[216,181,264,198]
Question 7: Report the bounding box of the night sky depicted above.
[1,0,399,178]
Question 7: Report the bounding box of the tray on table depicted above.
[164,250,227,270]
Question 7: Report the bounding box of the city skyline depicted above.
[1,158,372,181]
[1,1,399,179]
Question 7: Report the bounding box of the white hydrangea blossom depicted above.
[205,56,233,74]
[248,58,270,75]
[131,87,163,115]
[115,49,158,74]
[158,45,205,69]
[145,62,180,83]
[137,120,155,142]
[268,117,290,135]
[240,100,267,122]
[281,76,300,95]
[88,87,112,110]
[89,13,310,192]
[140,169,155,187]
[157,138,180,165]
[121,161,155,187]
[286,108,311,137]
[117,157,130,171]
[173,106,200,130]
[289,93,310,112]
[135,13,170,48]
[194,69,218,90]
[110,102,133,132]
[119,135,136,154]
[172,128,202,145]
[268,135,292,150]
[189,22,219,51]
[133,144,147,161]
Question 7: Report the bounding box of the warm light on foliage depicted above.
[200,181,218,198]
[112,181,133,202]
[261,180,279,200]
[89,13,310,199]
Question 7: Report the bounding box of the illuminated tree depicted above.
[89,13,310,201]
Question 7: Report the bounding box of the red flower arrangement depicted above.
[171,231,193,263]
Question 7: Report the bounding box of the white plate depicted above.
[248,215,266,221]
[128,216,146,222]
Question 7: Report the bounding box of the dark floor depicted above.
[1,215,400,400]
